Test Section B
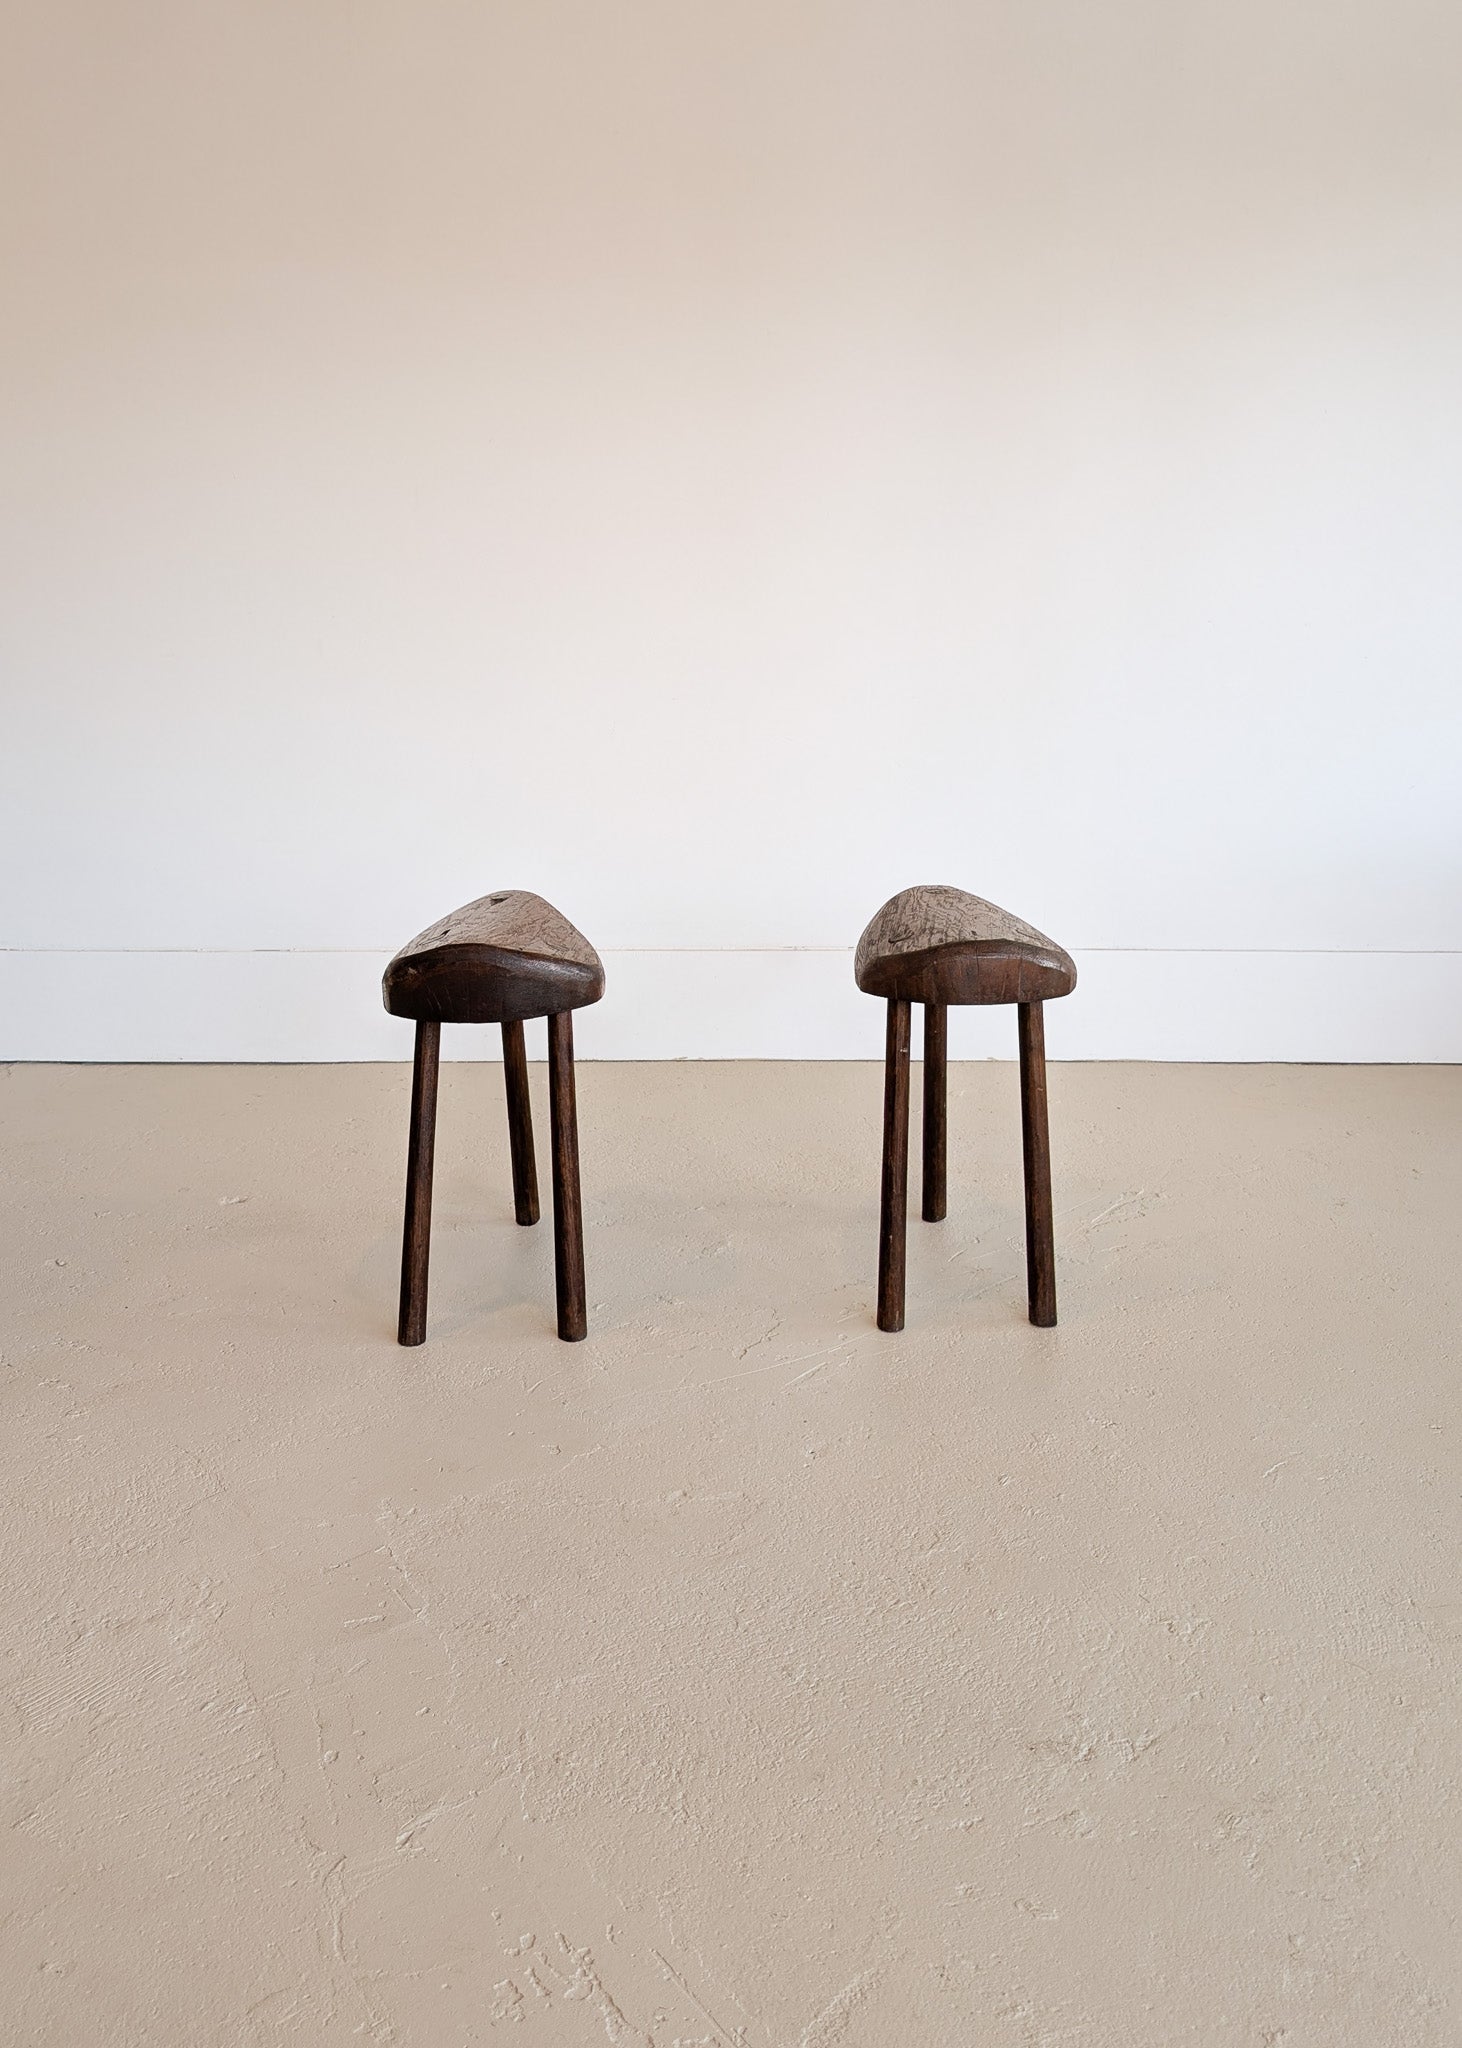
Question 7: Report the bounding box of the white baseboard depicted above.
[1,947,1459,1062]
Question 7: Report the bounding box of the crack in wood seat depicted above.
[854,884,1076,1007]
[383,890,605,1025]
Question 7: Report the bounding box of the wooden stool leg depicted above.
[922,1001,947,1223]
[1018,999,1057,1327]
[500,1019,540,1226]
[877,997,912,1332]
[397,1018,440,1346]
[547,1010,587,1342]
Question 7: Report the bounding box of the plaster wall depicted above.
[3,2,1460,1058]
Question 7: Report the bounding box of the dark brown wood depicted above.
[386,890,604,1341]
[857,885,1071,1330]
[383,890,605,1025]
[922,1001,947,1223]
[1018,999,1057,1327]
[855,884,1076,1007]
[397,1018,440,1346]
[547,1010,587,1342]
[500,1018,540,1226]
[877,997,911,1333]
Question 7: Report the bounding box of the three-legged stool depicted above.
[854,884,1076,1333]
[382,891,604,1344]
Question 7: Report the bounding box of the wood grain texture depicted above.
[854,884,1076,1007]
[877,997,911,1333]
[1018,999,1058,1327]
[383,891,605,1025]
[500,1018,539,1227]
[547,1010,588,1342]
[397,1019,440,1346]
[922,1001,947,1224]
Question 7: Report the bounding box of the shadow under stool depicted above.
[854,884,1076,1334]
[382,891,605,1344]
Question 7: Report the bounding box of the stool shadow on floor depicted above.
[346,1196,566,1346]
[347,1054,1079,1349]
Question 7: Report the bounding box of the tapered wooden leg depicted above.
[547,1010,587,1342]
[500,1019,540,1226]
[397,1018,440,1346]
[922,1001,947,1223]
[1018,999,1057,1327]
[877,997,912,1333]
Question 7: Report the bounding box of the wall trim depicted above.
[2,948,1459,1062]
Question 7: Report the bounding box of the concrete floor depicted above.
[2,1060,1459,2046]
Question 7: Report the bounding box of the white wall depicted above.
[3,1,1459,1061]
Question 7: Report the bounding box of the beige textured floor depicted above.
[3,1060,1460,2047]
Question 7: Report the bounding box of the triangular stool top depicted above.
[383,890,604,1025]
[855,884,1075,1007]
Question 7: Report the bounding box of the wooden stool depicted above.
[382,891,604,1344]
[854,885,1076,1333]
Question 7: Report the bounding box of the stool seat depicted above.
[854,884,1076,1007]
[383,888,602,1344]
[383,890,605,1025]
